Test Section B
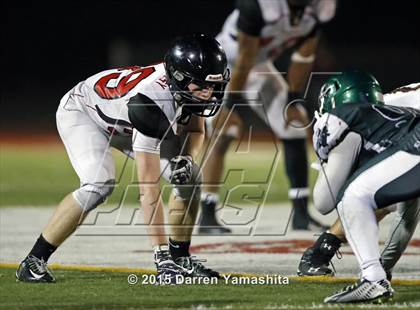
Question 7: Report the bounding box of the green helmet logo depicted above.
[318,70,385,115]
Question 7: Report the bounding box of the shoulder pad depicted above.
[313,112,349,160]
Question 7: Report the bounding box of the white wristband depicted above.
[291,52,315,63]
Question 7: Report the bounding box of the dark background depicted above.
[2,0,420,132]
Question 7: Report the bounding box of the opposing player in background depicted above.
[298,83,420,279]
[199,0,337,234]
[309,72,419,303]
[16,34,230,284]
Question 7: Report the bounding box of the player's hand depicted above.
[170,155,194,184]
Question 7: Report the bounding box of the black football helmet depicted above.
[164,34,230,117]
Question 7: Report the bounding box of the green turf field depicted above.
[1,267,419,310]
[0,144,318,206]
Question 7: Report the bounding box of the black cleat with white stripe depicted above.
[175,256,220,278]
[16,255,56,283]
[154,249,184,285]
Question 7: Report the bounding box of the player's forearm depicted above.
[182,116,205,160]
[228,32,259,92]
[313,161,338,215]
[288,61,314,93]
[229,61,254,92]
[135,151,167,245]
[185,132,204,161]
[287,35,319,93]
[313,132,362,214]
[140,185,167,245]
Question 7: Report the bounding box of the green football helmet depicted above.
[318,70,384,115]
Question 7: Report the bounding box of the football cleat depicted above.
[297,232,342,276]
[175,256,220,278]
[198,199,231,235]
[198,224,232,235]
[324,279,394,304]
[154,249,184,285]
[16,255,56,283]
[297,247,334,276]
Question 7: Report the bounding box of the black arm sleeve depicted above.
[236,0,265,36]
[127,93,174,140]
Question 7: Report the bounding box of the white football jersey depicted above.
[384,83,420,110]
[66,63,182,153]
[217,0,336,65]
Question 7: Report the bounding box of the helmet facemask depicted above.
[318,81,338,115]
[166,66,230,117]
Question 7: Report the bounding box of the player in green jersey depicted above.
[311,71,420,303]
[297,83,420,281]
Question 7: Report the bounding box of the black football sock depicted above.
[28,234,57,262]
[283,139,310,228]
[201,199,218,224]
[282,138,308,189]
[169,238,191,260]
[292,197,309,214]
[292,197,309,228]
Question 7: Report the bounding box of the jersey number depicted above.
[94,66,155,99]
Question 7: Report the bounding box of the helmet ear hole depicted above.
[333,81,340,90]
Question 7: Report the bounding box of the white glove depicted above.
[170,155,194,184]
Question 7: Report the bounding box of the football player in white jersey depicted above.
[307,72,419,303]
[16,34,230,284]
[199,0,337,233]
